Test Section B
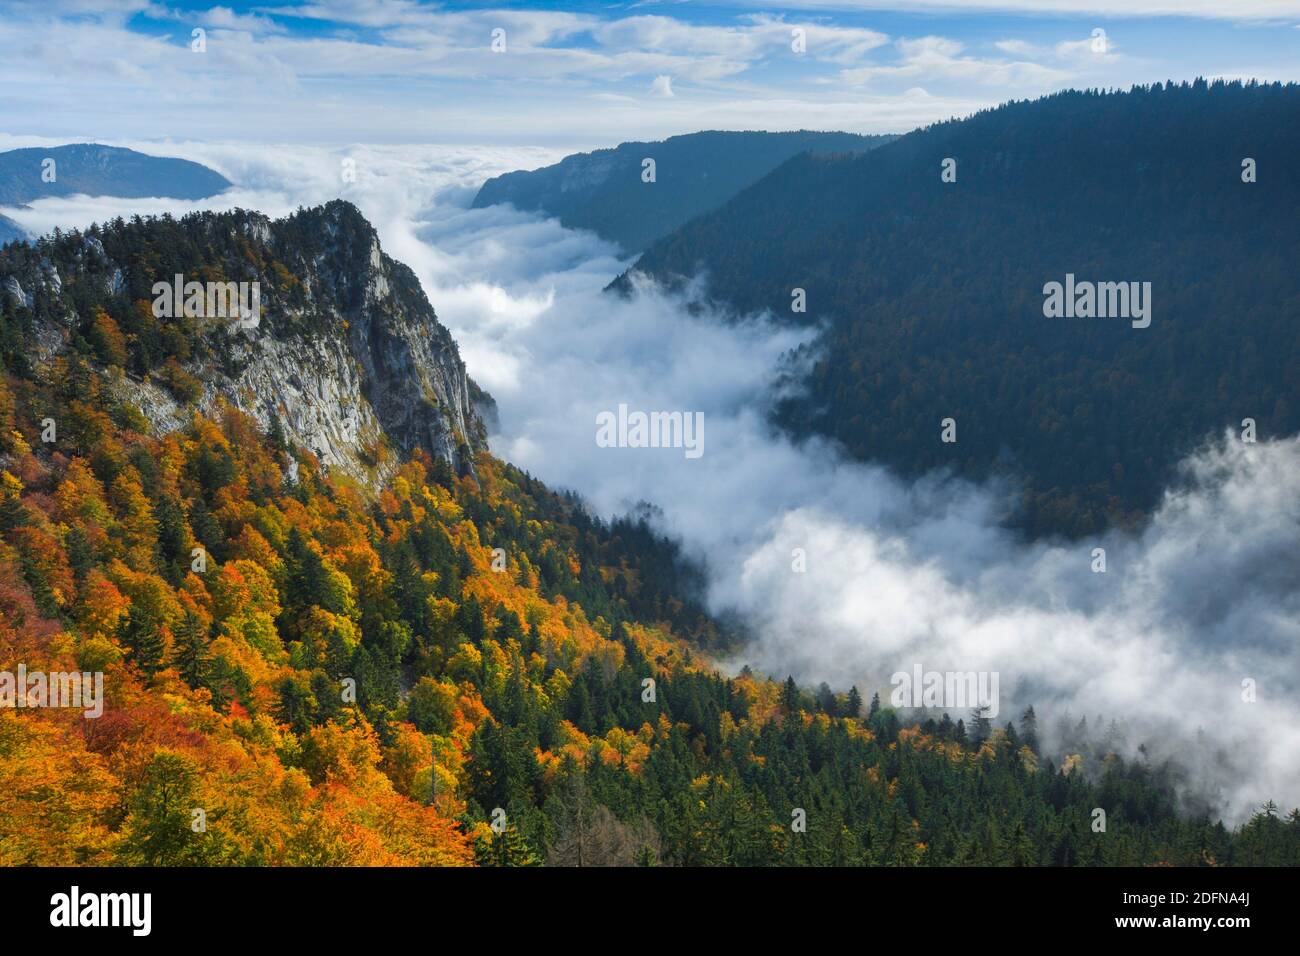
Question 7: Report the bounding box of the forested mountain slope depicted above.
[1,204,1296,866]
[473,130,895,254]
[620,81,1300,537]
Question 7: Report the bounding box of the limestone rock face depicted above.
[2,200,489,484]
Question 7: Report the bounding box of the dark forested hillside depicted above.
[473,130,896,254]
[3,204,1296,866]
[621,81,1300,537]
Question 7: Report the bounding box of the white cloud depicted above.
[2,2,1293,144]
[258,0,436,29]
[0,1,924,143]
[1056,33,1116,57]
[994,38,1043,56]
[649,74,674,96]
[158,5,290,34]
[734,0,1300,19]
[840,34,1069,87]
[993,32,1121,65]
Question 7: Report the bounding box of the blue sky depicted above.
[2,1,1299,146]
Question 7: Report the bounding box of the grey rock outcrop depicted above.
[0,200,488,484]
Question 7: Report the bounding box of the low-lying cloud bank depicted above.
[11,141,1298,822]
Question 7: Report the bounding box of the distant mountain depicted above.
[0,143,231,206]
[472,130,896,254]
[619,81,1300,537]
[0,215,23,246]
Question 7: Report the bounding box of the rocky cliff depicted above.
[0,200,489,483]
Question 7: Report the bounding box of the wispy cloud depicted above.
[734,0,1300,19]
[839,35,1071,86]
[3,1,1289,143]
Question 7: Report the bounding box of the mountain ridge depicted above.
[473,129,897,254]
[616,80,1300,537]
[0,143,232,206]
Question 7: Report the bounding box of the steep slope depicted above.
[473,130,896,254]
[0,144,231,205]
[619,81,1300,536]
[0,200,487,479]
[9,394,1291,866]
[2,352,1296,868]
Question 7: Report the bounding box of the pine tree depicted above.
[187,497,224,562]
[937,712,954,740]
[154,496,190,585]
[0,478,28,532]
[1020,705,1040,753]
[1009,822,1037,865]
[119,608,165,676]
[267,411,288,452]
[969,706,992,746]
[172,607,210,689]
[476,823,541,867]
[780,676,800,716]
[846,685,863,718]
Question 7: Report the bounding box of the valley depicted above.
[0,85,1296,874]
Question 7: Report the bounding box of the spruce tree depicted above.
[1020,705,1040,753]
[846,685,863,718]
[172,607,210,689]
[780,676,800,716]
